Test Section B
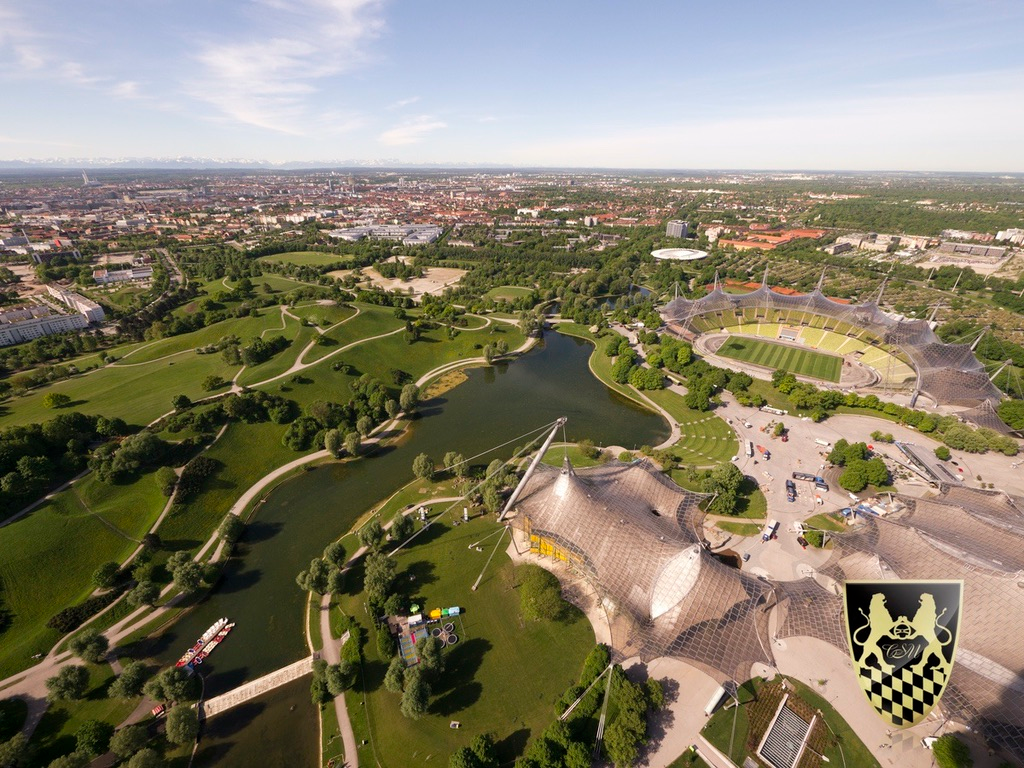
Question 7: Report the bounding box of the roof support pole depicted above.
[498,417,566,522]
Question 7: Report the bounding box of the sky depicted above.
[1,0,1023,171]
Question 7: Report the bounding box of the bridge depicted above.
[199,655,316,719]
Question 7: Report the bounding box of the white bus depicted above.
[746,440,754,458]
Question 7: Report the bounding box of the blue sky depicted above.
[1,0,1023,170]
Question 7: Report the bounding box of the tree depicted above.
[935,445,952,461]
[165,705,199,746]
[358,519,385,552]
[44,753,89,768]
[324,429,342,458]
[127,749,163,768]
[400,383,419,413]
[218,515,244,544]
[412,453,435,479]
[171,559,203,594]
[171,394,191,410]
[344,431,360,456]
[384,656,405,693]
[69,628,108,664]
[91,561,120,589]
[126,580,159,609]
[418,635,445,678]
[443,451,467,477]
[932,733,972,768]
[41,392,71,409]
[0,733,30,768]
[201,375,224,391]
[998,399,1024,430]
[109,725,149,758]
[324,663,352,696]
[838,462,869,492]
[391,512,414,542]
[518,564,568,622]
[385,399,400,419]
[107,661,148,699]
[773,422,786,437]
[364,552,397,603]
[449,747,480,768]
[155,466,177,497]
[295,557,332,595]
[143,667,197,704]
[46,665,89,702]
[75,720,113,757]
[400,668,430,719]
[323,540,346,568]
[356,415,374,437]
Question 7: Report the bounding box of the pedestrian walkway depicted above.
[200,656,314,718]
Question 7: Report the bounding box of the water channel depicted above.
[163,330,669,765]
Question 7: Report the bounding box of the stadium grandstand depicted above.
[662,270,1007,424]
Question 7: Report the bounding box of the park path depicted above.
[0,320,537,741]
[318,598,358,768]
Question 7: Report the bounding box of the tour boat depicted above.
[175,617,229,667]
[190,622,235,666]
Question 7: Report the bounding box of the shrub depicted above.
[518,564,568,622]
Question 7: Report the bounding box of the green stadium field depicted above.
[717,337,842,382]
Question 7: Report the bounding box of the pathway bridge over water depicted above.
[199,655,317,719]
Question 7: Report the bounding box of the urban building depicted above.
[46,285,105,323]
[666,220,688,238]
[0,305,88,346]
[92,265,154,285]
[327,224,443,245]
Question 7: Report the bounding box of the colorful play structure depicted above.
[394,606,462,667]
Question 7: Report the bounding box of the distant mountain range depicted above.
[0,157,503,171]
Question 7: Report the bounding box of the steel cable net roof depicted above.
[511,459,773,682]
[661,286,1004,410]
[785,487,1024,761]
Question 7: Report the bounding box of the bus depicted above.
[746,440,754,458]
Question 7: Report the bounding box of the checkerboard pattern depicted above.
[857,661,947,727]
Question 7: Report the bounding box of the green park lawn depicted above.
[297,304,405,365]
[541,443,613,468]
[805,513,846,532]
[29,663,140,766]
[716,521,761,537]
[235,314,319,388]
[483,285,534,301]
[0,471,166,678]
[339,514,594,766]
[257,250,347,267]
[0,350,239,429]
[717,337,842,383]
[287,301,357,327]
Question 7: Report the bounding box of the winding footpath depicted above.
[0,318,539,746]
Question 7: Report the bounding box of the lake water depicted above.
[166,331,668,766]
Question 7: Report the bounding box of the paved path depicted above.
[319,596,359,767]
[201,656,314,718]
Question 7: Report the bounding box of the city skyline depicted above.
[1,0,1024,171]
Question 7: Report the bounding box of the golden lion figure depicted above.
[909,593,952,677]
[854,593,896,675]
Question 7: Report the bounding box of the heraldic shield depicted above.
[843,580,962,727]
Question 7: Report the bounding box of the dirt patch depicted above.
[349,266,467,300]
[422,369,468,399]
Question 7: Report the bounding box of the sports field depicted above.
[717,337,842,382]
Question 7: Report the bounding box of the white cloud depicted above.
[378,115,447,146]
[504,70,1024,172]
[187,0,385,134]
[388,96,420,110]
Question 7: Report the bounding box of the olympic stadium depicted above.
[661,271,1010,431]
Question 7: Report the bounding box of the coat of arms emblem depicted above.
[843,580,962,727]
